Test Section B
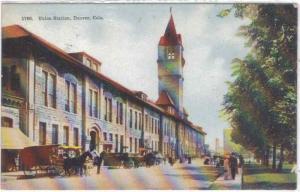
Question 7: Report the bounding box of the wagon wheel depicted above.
[55,166,65,177]
[69,167,77,175]
[23,166,37,177]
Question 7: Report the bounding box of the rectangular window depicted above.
[145,114,148,132]
[48,74,56,108]
[120,103,123,124]
[152,141,154,150]
[89,89,93,116]
[120,135,124,153]
[42,71,48,106]
[139,113,141,130]
[135,111,138,129]
[65,81,70,111]
[86,58,92,67]
[39,122,46,145]
[129,137,132,152]
[92,62,98,71]
[109,133,113,142]
[52,124,58,144]
[158,120,160,135]
[93,91,98,118]
[70,83,77,113]
[116,102,119,124]
[115,134,118,153]
[152,118,154,133]
[134,138,137,153]
[104,97,108,121]
[129,109,133,128]
[63,126,69,145]
[73,128,79,146]
[103,132,107,141]
[108,98,112,122]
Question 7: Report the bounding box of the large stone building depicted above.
[1,14,206,158]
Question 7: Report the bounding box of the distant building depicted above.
[1,12,206,158]
[215,138,220,154]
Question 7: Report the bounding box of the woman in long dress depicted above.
[224,157,231,180]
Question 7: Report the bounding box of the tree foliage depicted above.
[221,4,297,163]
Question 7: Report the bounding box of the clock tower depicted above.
[157,12,185,117]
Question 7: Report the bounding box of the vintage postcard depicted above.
[1,1,297,190]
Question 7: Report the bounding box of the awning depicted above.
[1,127,36,149]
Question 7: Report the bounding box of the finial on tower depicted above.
[170,7,172,15]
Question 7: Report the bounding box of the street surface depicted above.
[1,159,223,190]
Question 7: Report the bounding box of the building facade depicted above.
[1,14,206,158]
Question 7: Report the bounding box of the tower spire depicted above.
[170,6,172,15]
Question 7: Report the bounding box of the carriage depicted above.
[19,144,82,177]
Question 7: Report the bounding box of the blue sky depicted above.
[2,3,250,149]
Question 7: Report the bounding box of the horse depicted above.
[63,151,93,176]
[144,152,155,167]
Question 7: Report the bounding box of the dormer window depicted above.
[91,62,98,71]
[86,59,92,67]
[168,106,174,114]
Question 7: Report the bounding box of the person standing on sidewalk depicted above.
[224,156,230,180]
[229,154,238,180]
[96,151,105,174]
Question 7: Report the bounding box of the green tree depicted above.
[221,4,297,171]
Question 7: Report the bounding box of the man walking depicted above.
[229,153,238,180]
[96,151,105,174]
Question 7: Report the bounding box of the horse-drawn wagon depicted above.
[19,144,84,177]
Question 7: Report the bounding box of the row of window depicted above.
[41,71,78,114]
[164,120,176,137]
[163,142,174,155]
[39,122,79,146]
[40,71,175,138]
[129,109,142,130]
[144,114,160,135]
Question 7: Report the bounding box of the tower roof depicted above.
[155,91,175,106]
[159,14,182,46]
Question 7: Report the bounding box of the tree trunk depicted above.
[266,147,269,167]
[272,143,276,170]
[277,145,284,172]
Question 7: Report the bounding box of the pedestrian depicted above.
[96,150,105,174]
[163,156,167,165]
[239,155,244,168]
[229,153,238,180]
[223,155,230,180]
[168,156,174,166]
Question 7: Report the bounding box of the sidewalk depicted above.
[209,168,242,190]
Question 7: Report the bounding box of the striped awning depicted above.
[1,127,36,149]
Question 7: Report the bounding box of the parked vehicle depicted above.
[103,153,136,169]
[19,144,83,177]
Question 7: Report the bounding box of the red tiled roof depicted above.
[159,15,182,46]
[2,25,29,39]
[155,91,175,106]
